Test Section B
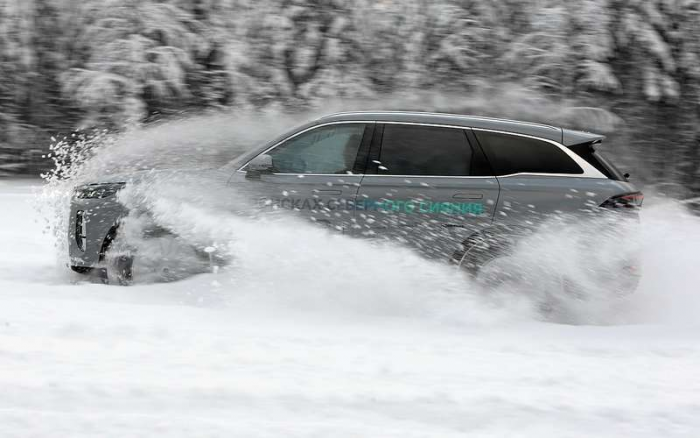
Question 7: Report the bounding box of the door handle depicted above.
[453,193,483,200]
[314,189,342,195]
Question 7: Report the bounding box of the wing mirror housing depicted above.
[246,154,273,178]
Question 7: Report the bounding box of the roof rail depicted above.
[318,110,558,130]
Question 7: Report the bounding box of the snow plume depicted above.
[624,201,700,325]
[101,171,700,328]
[36,158,700,327]
[470,201,700,326]
[111,174,530,326]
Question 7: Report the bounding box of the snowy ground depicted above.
[1,178,700,437]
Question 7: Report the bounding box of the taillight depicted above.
[600,192,644,209]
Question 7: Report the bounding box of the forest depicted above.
[0,0,698,193]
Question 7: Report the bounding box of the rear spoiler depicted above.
[562,129,605,147]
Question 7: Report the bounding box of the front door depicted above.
[354,123,499,258]
[237,122,372,231]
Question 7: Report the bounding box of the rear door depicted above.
[354,123,499,258]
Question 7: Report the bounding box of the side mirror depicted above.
[246,154,273,178]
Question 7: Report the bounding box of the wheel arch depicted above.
[98,224,120,262]
[452,225,529,273]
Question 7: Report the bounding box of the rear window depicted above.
[378,124,473,176]
[474,131,583,176]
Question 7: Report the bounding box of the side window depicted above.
[268,124,365,174]
[378,125,473,176]
[474,131,583,175]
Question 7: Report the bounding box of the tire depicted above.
[70,265,93,275]
[102,252,135,286]
[98,226,218,285]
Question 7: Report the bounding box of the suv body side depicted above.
[233,115,639,259]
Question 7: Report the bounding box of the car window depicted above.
[268,124,365,174]
[474,131,583,175]
[378,124,472,176]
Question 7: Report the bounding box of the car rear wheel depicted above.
[457,234,578,315]
[455,232,512,277]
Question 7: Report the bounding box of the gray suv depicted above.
[68,111,642,284]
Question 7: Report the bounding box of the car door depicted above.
[353,123,500,258]
[234,122,372,231]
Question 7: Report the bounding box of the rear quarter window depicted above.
[474,131,583,176]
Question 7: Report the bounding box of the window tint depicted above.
[268,124,365,174]
[474,131,583,175]
[378,125,472,176]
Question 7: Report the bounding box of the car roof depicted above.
[317,111,604,146]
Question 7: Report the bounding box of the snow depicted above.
[1,179,700,437]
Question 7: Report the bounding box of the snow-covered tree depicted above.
[218,0,378,107]
[0,0,71,150]
[62,0,208,128]
[0,0,36,141]
[0,0,698,189]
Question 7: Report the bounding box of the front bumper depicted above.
[68,196,128,268]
